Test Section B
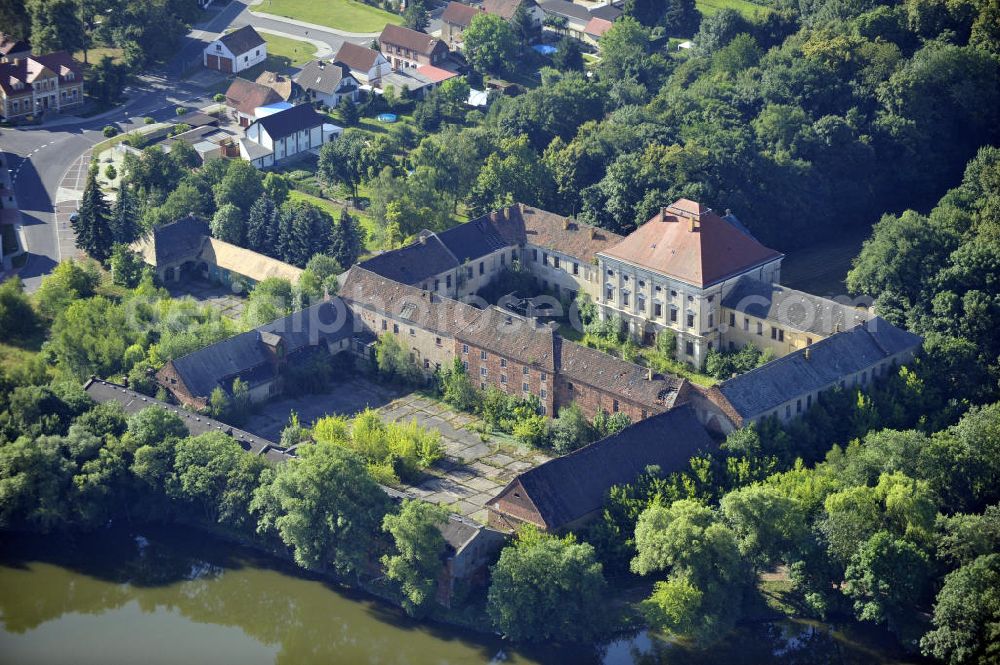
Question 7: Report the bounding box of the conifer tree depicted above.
[329,208,364,269]
[110,181,140,245]
[74,164,115,263]
[246,194,277,254]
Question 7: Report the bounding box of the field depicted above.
[72,47,126,65]
[696,0,770,17]
[256,0,402,33]
[261,33,318,68]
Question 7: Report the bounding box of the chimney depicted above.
[690,216,696,232]
[563,218,571,230]
[661,206,668,220]
[804,347,811,360]
[589,227,597,239]
[725,208,732,217]
[647,368,653,381]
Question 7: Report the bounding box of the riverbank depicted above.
[0,524,921,665]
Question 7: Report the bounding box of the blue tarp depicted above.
[533,44,557,55]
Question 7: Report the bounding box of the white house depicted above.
[239,103,340,169]
[204,25,267,74]
[294,60,360,108]
[332,41,392,85]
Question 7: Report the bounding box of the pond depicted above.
[0,525,919,665]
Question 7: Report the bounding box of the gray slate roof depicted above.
[219,25,266,56]
[148,215,210,266]
[169,299,354,400]
[358,233,460,285]
[494,404,715,530]
[539,0,592,21]
[718,317,923,419]
[722,276,871,336]
[295,60,355,95]
[252,103,324,140]
[84,379,278,454]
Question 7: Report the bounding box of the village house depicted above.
[596,199,784,368]
[223,77,283,127]
[204,25,267,74]
[332,41,392,85]
[441,1,484,47]
[240,102,341,169]
[132,214,304,286]
[0,41,84,120]
[379,24,450,71]
[482,0,545,25]
[254,71,299,101]
[294,60,360,108]
[486,404,715,532]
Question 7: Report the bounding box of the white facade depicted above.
[596,254,783,368]
[204,39,267,74]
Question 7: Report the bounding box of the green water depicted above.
[0,526,918,665]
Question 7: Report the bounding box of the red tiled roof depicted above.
[379,24,446,57]
[416,64,459,83]
[224,77,282,116]
[442,1,483,27]
[0,51,81,98]
[584,16,613,37]
[483,0,526,19]
[334,41,381,72]
[599,199,783,288]
[514,205,623,263]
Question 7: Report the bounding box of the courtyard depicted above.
[243,376,552,525]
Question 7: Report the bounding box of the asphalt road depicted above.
[2,0,415,290]
[1,79,216,291]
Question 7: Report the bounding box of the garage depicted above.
[205,54,233,73]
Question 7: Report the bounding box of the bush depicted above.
[213,93,225,102]
[104,164,117,180]
[175,106,188,115]
[102,125,118,137]
[513,414,551,447]
[143,116,155,124]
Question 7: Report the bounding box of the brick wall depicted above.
[455,339,556,415]
[155,361,207,410]
[553,375,662,422]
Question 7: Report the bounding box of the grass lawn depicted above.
[258,0,401,32]
[73,47,125,65]
[287,189,381,250]
[261,33,318,68]
[696,0,770,17]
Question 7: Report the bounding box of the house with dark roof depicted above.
[487,404,715,532]
[691,317,923,435]
[333,41,392,84]
[379,24,450,71]
[132,214,303,285]
[294,60,359,108]
[596,198,785,368]
[240,102,341,169]
[0,49,83,120]
[157,299,355,408]
[204,25,267,74]
[0,33,30,63]
[720,276,872,357]
[223,77,283,127]
[441,2,484,47]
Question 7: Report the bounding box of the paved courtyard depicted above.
[166,278,247,319]
[377,393,552,524]
[243,376,553,525]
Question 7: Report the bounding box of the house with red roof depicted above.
[441,2,484,47]
[595,199,785,367]
[0,43,84,120]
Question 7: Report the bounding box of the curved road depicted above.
[3,0,390,290]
